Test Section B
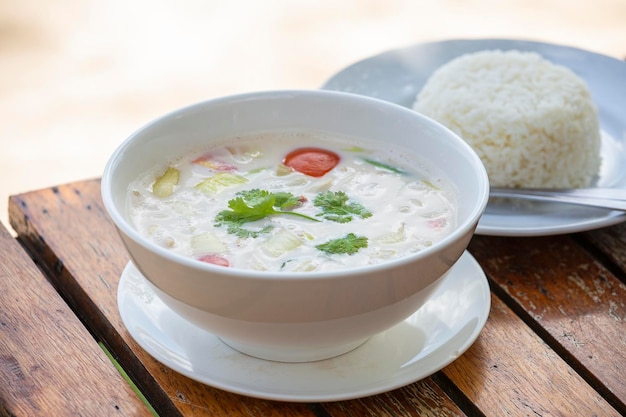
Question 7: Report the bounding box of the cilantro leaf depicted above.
[215,203,273,237]
[226,194,274,222]
[316,233,368,255]
[273,191,303,210]
[313,191,372,223]
[215,189,319,237]
[225,222,272,238]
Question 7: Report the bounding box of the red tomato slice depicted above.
[192,155,237,171]
[283,148,340,177]
[197,254,230,267]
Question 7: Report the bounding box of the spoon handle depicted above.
[489,187,626,211]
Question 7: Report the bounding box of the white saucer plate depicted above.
[322,39,626,237]
[117,251,490,402]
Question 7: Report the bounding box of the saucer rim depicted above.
[117,251,490,402]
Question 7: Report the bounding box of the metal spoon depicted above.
[489,187,626,211]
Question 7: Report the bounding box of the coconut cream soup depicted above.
[127,131,457,272]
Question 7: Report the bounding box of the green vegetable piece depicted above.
[190,231,227,255]
[275,163,292,176]
[313,191,372,223]
[262,229,303,257]
[152,167,180,197]
[215,189,320,238]
[342,145,365,152]
[316,233,368,255]
[362,158,406,174]
[195,172,248,195]
[375,223,406,244]
[421,180,439,190]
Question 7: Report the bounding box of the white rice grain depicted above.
[413,50,601,188]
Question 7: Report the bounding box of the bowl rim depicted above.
[101,89,489,281]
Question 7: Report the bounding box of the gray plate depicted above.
[322,39,626,236]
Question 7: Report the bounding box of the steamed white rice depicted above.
[413,50,601,188]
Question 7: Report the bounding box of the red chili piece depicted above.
[283,148,340,177]
[198,254,230,267]
[192,155,237,171]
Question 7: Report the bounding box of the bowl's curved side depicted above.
[102,90,488,256]
[147,271,445,362]
[102,89,489,362]
[117,222,475,322]
[115,214,477,361]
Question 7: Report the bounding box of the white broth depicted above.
[127,130,458,272]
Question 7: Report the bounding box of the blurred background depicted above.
[1,0,625,233]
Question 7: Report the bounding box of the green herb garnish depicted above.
[362,158,406,174]
[313,191,372,223]
[316,233,368,255]
[215,189,319,238]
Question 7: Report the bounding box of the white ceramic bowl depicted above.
[102,90,489,362]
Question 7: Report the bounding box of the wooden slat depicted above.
[444,294,618,416]
[8,181,320,417]
[8,179,623,416]
[469,235,626,414]
[584,222,626,272]
[8,180,466,416]
[0,221,151,416]
[319,380,467,417]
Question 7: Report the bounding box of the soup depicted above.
[127,130,457,272]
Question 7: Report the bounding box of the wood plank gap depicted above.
[99,342,160,416]
[9,183,329,416]
[574,233,626,286]
[484,273,626,415]
[307,403,333,417]
[430,372,485,417]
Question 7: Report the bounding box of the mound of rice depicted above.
[413,50,601,188]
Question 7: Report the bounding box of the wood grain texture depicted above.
[7,178,624,416]
[0,222,151,416]
[444,294,619,416]
[8,181,317,417]
[319,379,467,417]
[584,222,626,273]
[469,235,626,414]
[9,180,465,416]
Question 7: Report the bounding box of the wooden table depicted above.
[3,179,626,416]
